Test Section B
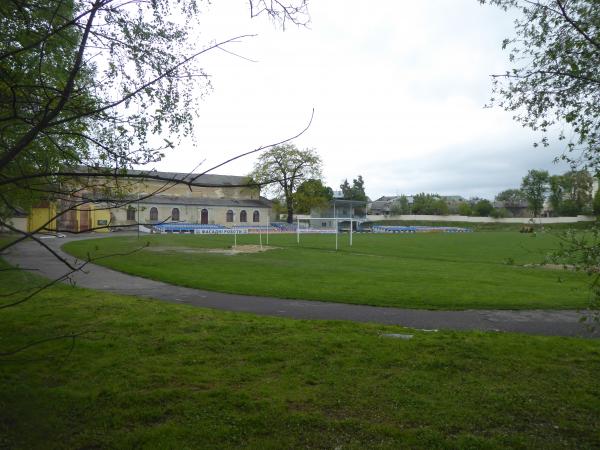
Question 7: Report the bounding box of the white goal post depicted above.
[296,217,356,250]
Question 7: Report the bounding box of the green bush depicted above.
[593,188,600,216]
[490,208,511,218]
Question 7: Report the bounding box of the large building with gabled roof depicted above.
[54,170,273,233]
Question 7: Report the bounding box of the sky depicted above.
[151,0,571,200]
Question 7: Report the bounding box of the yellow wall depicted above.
[28,206,57,233]
[90,206,111,233]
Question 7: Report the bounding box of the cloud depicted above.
[151,0,573,201]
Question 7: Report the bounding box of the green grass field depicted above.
[64,231,593,309]
[1,260,599,449]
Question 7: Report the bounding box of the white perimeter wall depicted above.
[367,214,596,224]
[0,217,28,232]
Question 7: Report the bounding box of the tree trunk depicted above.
[286,194,294,223]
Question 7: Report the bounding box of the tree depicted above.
[482,0,600,310]
[480,0,600,169]
[340,175,367,201]
[548,170,593,215]
[340,179,351,198]
[412,193,448,215]
[521,170,550,217]
[0,0,309,227]
[390,195,410,215]
[294,179,333,214]
[490,207,511,218]
[457,202,472,216]
[473,199,494,217]
[251,145,322,223]
[563,170,593,214]
[0,0,311,355]
[549,175,566,214]
[411,193,433,215]
[398,195,410,214]
[432,198,449,215]
[495,189,525,205]
[593,185,600,216]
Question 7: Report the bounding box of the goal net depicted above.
[296,217,356,250]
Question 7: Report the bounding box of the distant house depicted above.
[493,200,530,218]
[441,195,465,205]
[369,196,398,215]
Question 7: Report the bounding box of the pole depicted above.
[234,230,237,248]
[266,215,269,245]
[259,227,263,250]
[296,217,300,245]
[335,218,338,251]
[137,193,140,239]
[350,218,353,247]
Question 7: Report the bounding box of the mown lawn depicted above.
[1,259,600,449]
[63,232,593,309]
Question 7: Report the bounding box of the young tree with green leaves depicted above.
[473,199,494,217]
[593,187,600,216]
[412,194,448,215]
[457,202,472,216]
[390,195,410,215]
[495,189,525,205]
[482,0,600,310]
[294,179,333,214]
[549,171,593,216]
[340,175,367,201]
[480,0,600,169]
[251,145,322,223]
[521,170,550,218]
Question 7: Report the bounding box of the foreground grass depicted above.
[1,262,600,449]
[64,232,592,309]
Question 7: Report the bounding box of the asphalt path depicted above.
[4,233,599,338]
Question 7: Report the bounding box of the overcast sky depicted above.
[151,0,570,200]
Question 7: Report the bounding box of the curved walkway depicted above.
[5,234,599,338]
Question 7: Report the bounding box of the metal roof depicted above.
[125,169,248,186]
[135,195,271,208]
[74,166,248,186]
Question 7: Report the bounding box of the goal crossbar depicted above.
[296,217,357,250]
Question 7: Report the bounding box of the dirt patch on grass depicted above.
[522,263,577,271]
[146,245,279,256]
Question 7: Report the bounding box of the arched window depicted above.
[126,206,136,221]
[171,208,180,221]
[201,209,208,224]
[149,207,158,221]
[240,210,247,222]
[253,210,260,222]
[226,210,234,222]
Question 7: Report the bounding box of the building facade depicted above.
[53,171,273,233]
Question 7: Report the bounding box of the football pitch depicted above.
[3,236,600,448]
[64,231,592,310]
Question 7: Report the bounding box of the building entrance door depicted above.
[200,208,208,224]
[79,207,91,232]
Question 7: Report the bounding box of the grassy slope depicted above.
[64,232,592,309]
[1,261,599,449]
